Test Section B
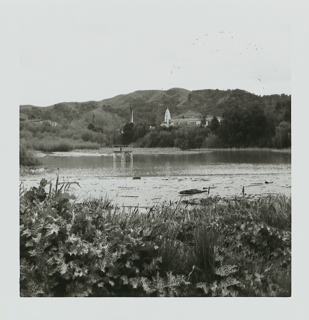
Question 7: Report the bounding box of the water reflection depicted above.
[113,155,134,169]
[40,149,291,178]
[134,151,290,165]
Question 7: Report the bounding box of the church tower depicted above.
[129,106,133,123]
[164,108,171,127]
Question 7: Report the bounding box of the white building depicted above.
[161,108,222,127]
[163,108,172,127]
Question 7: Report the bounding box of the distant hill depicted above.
[20,88,291,131]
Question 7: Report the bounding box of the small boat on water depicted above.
[179,189,208,195]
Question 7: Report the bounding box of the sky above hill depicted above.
[18,0,292,106]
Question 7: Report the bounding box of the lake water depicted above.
[36,149,291,177]
[20,149,291,207]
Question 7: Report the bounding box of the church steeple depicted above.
[129,105,133,123]
[164,108,171,127]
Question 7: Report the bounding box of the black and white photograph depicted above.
[1,0,309,319]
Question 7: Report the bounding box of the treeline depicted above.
[120,102,291,149]
[135,126,209,149]
[217,101,291,148]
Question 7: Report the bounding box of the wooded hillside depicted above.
[19,88,291,158]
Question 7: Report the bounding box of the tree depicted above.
[87,123,95,131]
[218,105,275,147]
[208,116,220,133]
[273,121,291,148]
[200,114,206,126]
[121,123,134,145]
[133,122,150,141]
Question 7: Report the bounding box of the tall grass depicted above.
[29,137,101,152]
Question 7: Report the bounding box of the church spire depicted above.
[164,108,171,127]
[129,105,133,123]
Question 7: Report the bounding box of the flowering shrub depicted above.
[20,179,291,297]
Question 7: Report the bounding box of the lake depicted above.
[20,149,291,208]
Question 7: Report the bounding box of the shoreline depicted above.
[34,147,291,158]
[22,148,291,208]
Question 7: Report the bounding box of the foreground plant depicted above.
[20,179,291,297]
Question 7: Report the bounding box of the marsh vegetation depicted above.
[20,178,291,297]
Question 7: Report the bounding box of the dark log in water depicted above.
[179,189,208,195]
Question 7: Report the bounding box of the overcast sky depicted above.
[19,0,291,106]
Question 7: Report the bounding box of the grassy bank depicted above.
[20,178,291,297]
[20,137,101,168]
[23,137,101,152]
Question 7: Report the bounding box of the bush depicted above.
[73,140,101,150]
[201,133,221,148]
[20,180,291,297]
[29,138,100,152]
[81,130,94,142]
[31,138,73,152]
[20,143,39,166]
[20,129,33,141]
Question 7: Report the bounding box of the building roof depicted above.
[173,111,202,120]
